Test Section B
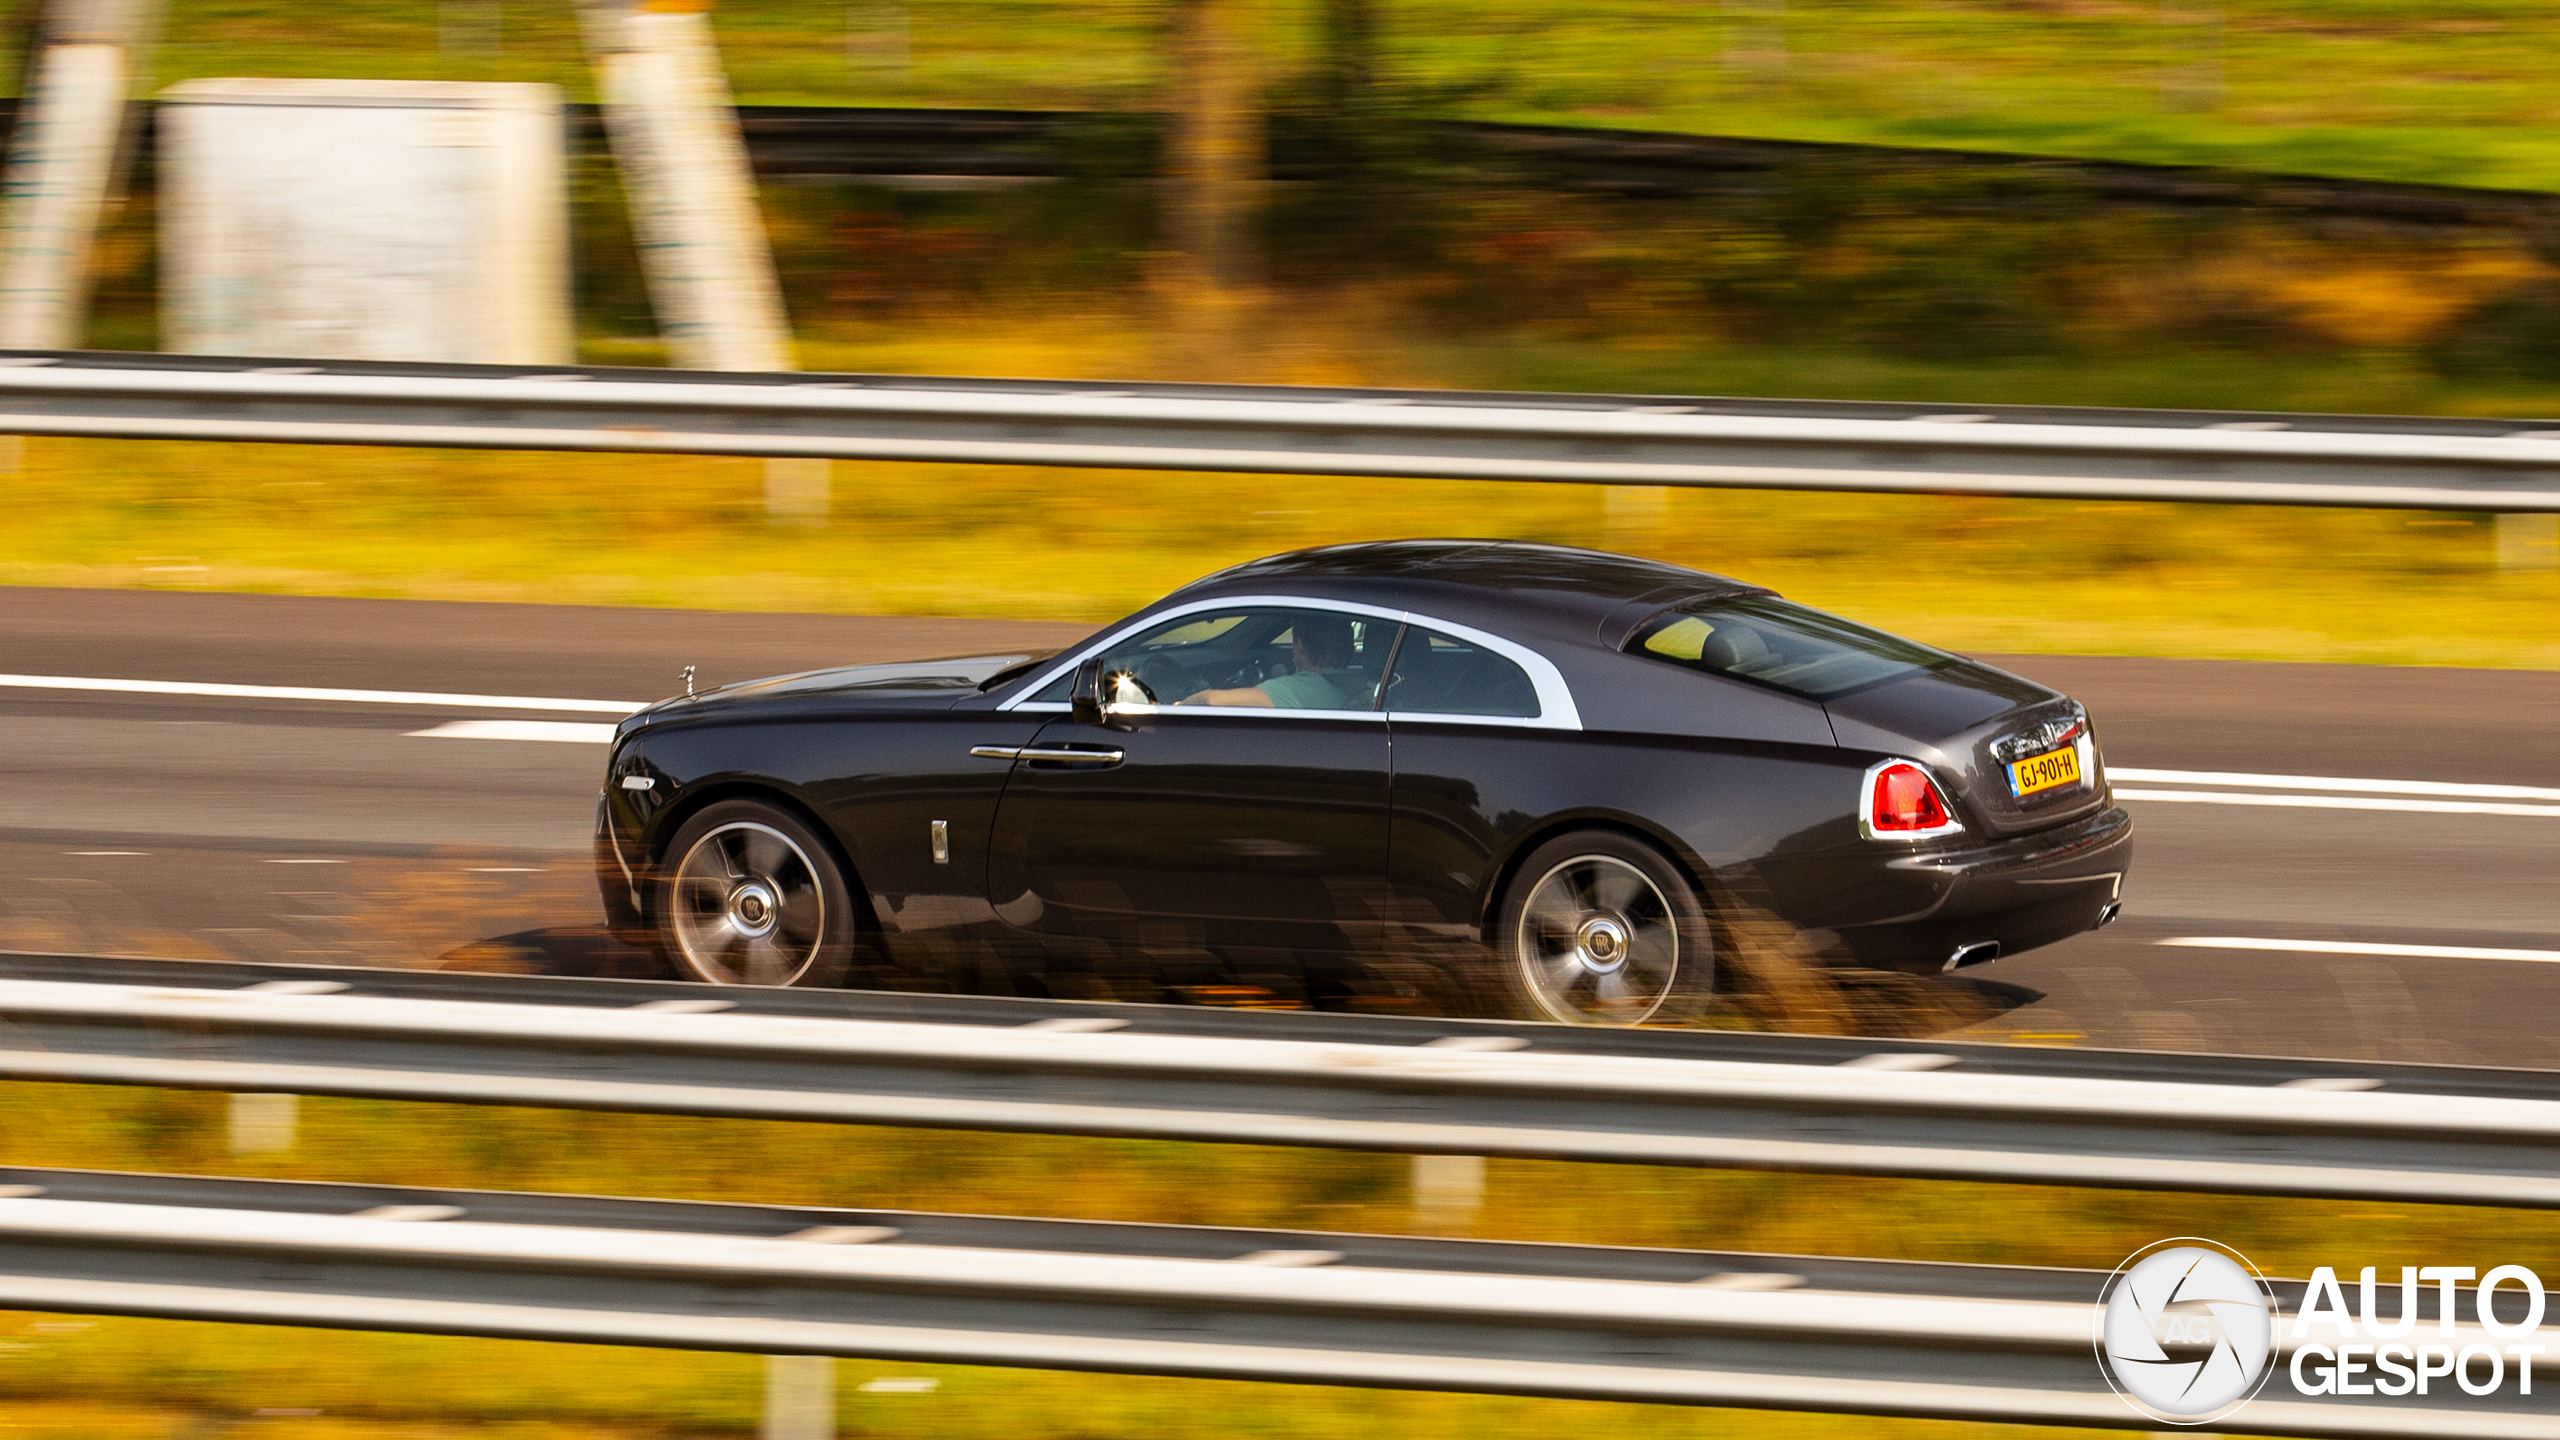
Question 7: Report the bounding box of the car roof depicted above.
[1169,540,1764,648]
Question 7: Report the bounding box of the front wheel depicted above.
[1492,830,1714,1025]
[657,800,857,987]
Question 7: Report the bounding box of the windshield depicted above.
[1627,594,1955,701]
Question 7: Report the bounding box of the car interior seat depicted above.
[1386,639,1536,717]
[1701,622,1775,675]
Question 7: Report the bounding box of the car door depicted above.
[984,603,1397,952]
[1381,619,1586,937]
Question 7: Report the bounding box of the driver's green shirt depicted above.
[1257,668,1353,710]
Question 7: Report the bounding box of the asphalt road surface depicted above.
[1,586,2552,1068]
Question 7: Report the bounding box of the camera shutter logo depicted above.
[2096,1238,2279,1425]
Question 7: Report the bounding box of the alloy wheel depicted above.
[1512,854,1681,1024]
[668,820,829,986]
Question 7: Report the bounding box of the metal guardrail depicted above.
[1,350,2556,509]
[6,968,2560,1208]
[14,949,2560,1099]
[0,1165,2543,1439]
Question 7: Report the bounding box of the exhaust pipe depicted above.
[2093,901,2121,930]
[1943,941,2002,972]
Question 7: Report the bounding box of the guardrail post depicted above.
[1410,1153,1484,1232]
[576,0,793,374]
[1603,485,1670,549]
[226,1093,297,1154]
[764,457,830,526]
[2497,513,2558,571]
[761,1353,834,1440]
[0,0,158,349]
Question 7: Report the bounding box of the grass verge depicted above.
[7,431,2553,670]
[110,2,2560,194]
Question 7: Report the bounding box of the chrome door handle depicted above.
[969,744,1125,766]
[1022,745,1124,765]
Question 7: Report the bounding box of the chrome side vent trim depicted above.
[1989,707,2086,765]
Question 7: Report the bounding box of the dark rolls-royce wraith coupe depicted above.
[595,541,2130,1024]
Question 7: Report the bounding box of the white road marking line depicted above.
[406,719,617,744]
[65,850,146,856]
[2112,788,2560,818]
[466,867,545,873]
[2161,936,2560,965]
[2110,767,2560,802]
[264,858,346,865]
[0,673,641,715]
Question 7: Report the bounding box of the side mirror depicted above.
[1071,658,1154,731]
[1069,657,1107,726]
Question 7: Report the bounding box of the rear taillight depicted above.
[1875,765,1949,829]
[1861,760,1964,840]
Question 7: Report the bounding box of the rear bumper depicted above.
[1832,804,2132,973]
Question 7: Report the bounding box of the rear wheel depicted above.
[1493,831,1713,1025]
[658,800,856,988]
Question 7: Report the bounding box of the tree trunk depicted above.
[1162,0,1262,369]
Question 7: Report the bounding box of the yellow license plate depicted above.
[2008,745,2082,797]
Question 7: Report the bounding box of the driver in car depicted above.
[1181,616,1357,709]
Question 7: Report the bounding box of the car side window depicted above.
[1384,626,1541,719]
[1033,606,1396,712]
[1627,593,1954,701]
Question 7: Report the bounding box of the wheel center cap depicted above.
[729,882,779,937]
[1575,916,1630,972]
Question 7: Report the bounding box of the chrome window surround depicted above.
[998,593,1583,731]
[1988,706,2088,766]
[1856,758,1968,842]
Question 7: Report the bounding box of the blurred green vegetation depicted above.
[4,1079,2552,1437]
[8,432,2555,668]
[81,128,2560,397]
[31,5,2560,674]
[40,149,2560,668]
[85,2,2560,193]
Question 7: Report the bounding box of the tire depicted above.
[656,799,858,988]
[1491,830,1715,1025]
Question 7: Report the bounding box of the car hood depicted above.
[628,653,1048,724]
